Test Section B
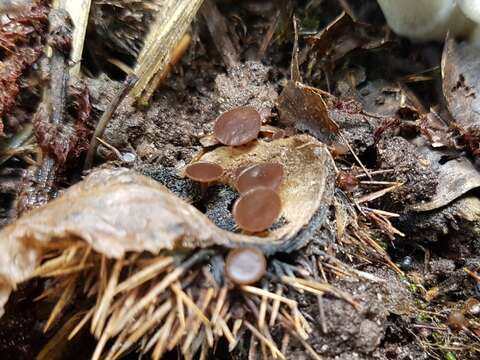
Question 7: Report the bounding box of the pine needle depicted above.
[43,275,77,332]
[244,320,285,360]
[240,285,297,307]
[92,258,124,337]
[282,276,362,311]
[115,256,174,294]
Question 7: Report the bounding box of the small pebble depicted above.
[122,152,136,163]
[400,256,414,271]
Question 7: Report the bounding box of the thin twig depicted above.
[84,74,137,170]
[338,132,371,179]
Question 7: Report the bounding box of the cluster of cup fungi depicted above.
[184,106,285,285]
[28,105,332,360]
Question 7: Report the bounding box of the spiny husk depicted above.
[37,242,360,360]
[0,134,334,317]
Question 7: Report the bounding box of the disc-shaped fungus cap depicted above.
[447,310,466,331]
[235,162,284,194]
[225,247,267,285]
[185,161,224,182]
[232,187,281,232]
[214,106,261,146]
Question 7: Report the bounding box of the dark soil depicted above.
[1,0,480,359]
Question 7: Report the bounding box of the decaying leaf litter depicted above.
[1,0,480,359]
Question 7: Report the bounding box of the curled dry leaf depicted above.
[410,144,480,212]
[0,134,334,316]
[442,36,480,132]
[305,12,388,63]
[277,81,339,143]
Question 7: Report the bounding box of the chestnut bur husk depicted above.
[0,134,339,359]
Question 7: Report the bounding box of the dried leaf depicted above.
[0,134,334,316]
[410,144,480,212]
[277,81,339,143]
[305,12,388,63]
[442,36,480,132]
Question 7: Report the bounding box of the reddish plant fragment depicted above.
[33,85,92,164]
[336,171,359,192]
[0,3,48,134]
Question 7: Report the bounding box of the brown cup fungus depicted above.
[329,143,349,158]
[447,311,467,331]
[235,162,284,194]
[233,187,281,232]
[184,161,223,195]
[185,161,223,183]
[225,247,267,285]
[214,106,261,146]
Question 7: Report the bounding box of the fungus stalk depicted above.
[377,0,480,45]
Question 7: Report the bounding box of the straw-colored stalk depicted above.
[130,0,204,105]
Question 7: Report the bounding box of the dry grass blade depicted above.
[259,290,268,330]
[92,258,124,337]
[37,311,86,360]
[269,285,283,327]
[354,231,403,275]
[152,311,176,360]
[240,285,297,307]
[244,320,285,360]
[355,183,403,204]
[43,275,77,332]
[113,252,208,333]
[181,288,215,354]
[229,319,243,351]
[171,284,210,326]
[60,0,92,77]
[211,286,228,326]
[32,252,76,277]
[282,276,362,311]
[338,132,371,179]
[115,256,174,294]
[69,308,94,340]
[175,283,186,328]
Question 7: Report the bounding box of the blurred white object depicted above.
[458,0,480,22]
[377,0,480,44]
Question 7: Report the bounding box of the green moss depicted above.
[444,351,457,360]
